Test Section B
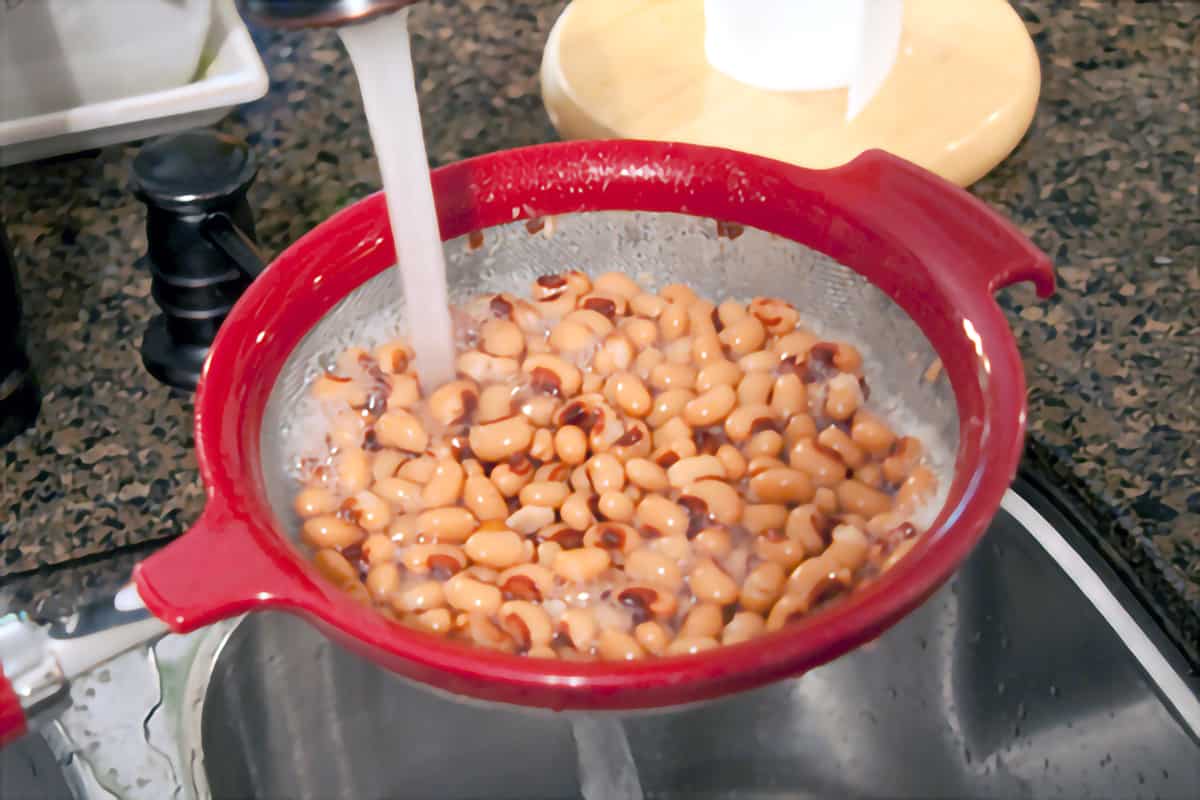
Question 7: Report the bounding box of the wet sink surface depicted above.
[199,500,1200,800]
[0,733,73,800]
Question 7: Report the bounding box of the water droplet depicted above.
[1049,684,1059,697]
[997,681,1007,695]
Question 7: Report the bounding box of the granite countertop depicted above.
[1,1,1197,658]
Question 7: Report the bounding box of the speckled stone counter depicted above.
[1,2,1197,658]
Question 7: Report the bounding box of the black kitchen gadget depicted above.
[130,129,266,390]
[0,223,40,446]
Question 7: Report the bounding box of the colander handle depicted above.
[133,499,324,633]
[831,150,1056,298]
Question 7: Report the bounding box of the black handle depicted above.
[0,224,40,445]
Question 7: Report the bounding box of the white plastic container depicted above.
[0,0,268,167]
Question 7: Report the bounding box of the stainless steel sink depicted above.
[5,479,1198,799]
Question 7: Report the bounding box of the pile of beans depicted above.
[292,271,936,660]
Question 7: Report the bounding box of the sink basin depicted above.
[0,733,74,800]
[198,483,1200,800]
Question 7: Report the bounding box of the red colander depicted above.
[0,141,1053,743]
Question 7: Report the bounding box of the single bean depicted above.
[722,611,767,645]
[738,349,780,374]
[634,621,671,656]
[881,436,923,484]
[658,300,690,341]
[480,318,525,359]
[622,317,659,351]
[688,299,718,337]
[505,504,556,534]
[633,347,664,383]
[397,455,436,484]
[594,271,642,299]
[749,468,815,504]
[753,530,807,570]
[416,506,479,543]
[630,292,666,318]
[343,490,393,531]
[773,329,819,360]
[818,425,866,470]
[313,549,358,588]
[896,466,937,511]
[375,410,430,453]
[741,503,789,534]
[855,462,884,488]
[387,513,421,545]
[690,333,725,366]
[583,522,642,554]
[740,562,786,614]
[650,362,697,391]
[625,547,684,591]
[666,636,719,656]
[646,389,695,428]
[444,573,503,615]
[783,414,818,447]
[303,515,364,549]
[689,558,740,605]
[824,373,863,421]
[691,527,732,558]
[724,403,775,442]
[635,494,690,538]
[462,475,508,521]
[457,351,521,384]
[565,308,616,337]
[850,409,896,455]
[585,452,626,493]
[607,371,653,418]
[788,437,848,487]
[695,359,742,394]
[561,491,596,531]
[360,533,396,566]
[718,315,766,357]
[393,580,446,613]
[465,528,527,568]
[770,374,807,418]
[624,458,669,492]
[518,481,570,509]
[679,602,723,638]
[748,297,800,335]
[560,607,598,650]
[365,562,401,603]
[652,417,693,450]
[651,439,697,468]
[414,608,453,635]
[662,336,694,366]
[422,458,465,508]
[651,534,692,563]
[715,300,747,329]
[715,444,748,481]
[375,339,412,374]
[592,333,636,375]
[597,491,635,522]
[312,373,367,407]
[744,429,784,459]
[597,629,645,661]
[402,543,468,575]
[387,374,420,410]
[667,455,727,488]
[522,353,583,397]
[785,504,831,555]
[489,459,534,497]
[549,319,597,355]
[825,524,870,571]
[498,563,556,601]
[578,290,628,319]
[468,415,534,462]
[836,479,892,518]
[552,547,612,583]
[683,384,738,427]
[334,448,371,495]
[681,479,743,525]
[500,600,554,649]
[294,486,338,518]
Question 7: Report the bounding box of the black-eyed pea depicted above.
[560,607,598,651]
[532,273,573,300]
[393,580,445,613]
[722,611,767,645]
[597,491,635,522]
[855,462,884,489]
[608,420,652,462]
[592,333,635,374]
[783,413,818,447]
[724,403,775,442]
[651,438,697,469]
[740,561,786,614]
[594,271,641,299]
[480,318,525,359]
[552,547,611,583]
[387,513,420,545]
[682,479,743,527]
[652,417,693,450]
[736,372,773,407]
[518,394,561,427]
[659,283,697,306]
[583,522,642,554]
[562,270,592,295]
[650,362,697,391]
[866,510,911,538]
[468,415,534,462]
[467,611,517,652]
[646,389,694,428]
[779,554,850,622]
[465,527,527,569]
[416,506,479,543]
[680,602,723,638]
[605,371,652,418]
[753,529,807,570]
[715,444,747,482]
[688,299,718,337]
[742,504,789,534]
[498,563,556,602]
[832,342,863,373]
[749,467,815,505]
[505,504,556,535]
[522,353,583,397]
[565,308,616,337]
[419,458,464,509]
[658,300,690,341]
[773,329,818,360]
[718,315,766,357]
[683,384,738,428]
[597,629,646,661]
[500,601,553,650]
[881,436,924,484]
[375,339,412,374]
[624,458,669,492]
[689,558,740,605]
[311,373,368,407]
[375,410,430,453]
[456,351,521,384]
[817,426,866,470]
[549,319,598,355]
[578,290,627,319]
[666,637,720,656]
[788,437,848,487]
[738,350,780,374]
[825,373,863,421]
[365,562,401,603]
[770,374,807,419]
[663,336,694,365]
[371,449,405,482]
[746,455,788,477]
[386,373,420,410]
[692,527,733,559]
[825,524,870,571]
[303,515,364,549]
[462,475,508,521]
[444,573,503,615]
[561,491,596,531]
[570,465,592,494]
[836,479,892,518]
[851,409,896,456]
[635,621,671,656]
[333,448,371,495]
[414,608,453,635]
[744,429,784,459]
[618,585,678,622]
[342,490,393,531]
[634,494,690,538]
[695,360,742,394]
[585,453,625,493]
[313,549,358,588]
[630,292,666,318]
[294,486,338,518]
[396,455,436,484]
[715,300,747,329]
[786,504,833,555]
[402,543,468,576]
[691,333,725,366]
[476,384,515,423]
[651,534,692,563]
[623,318,659,351]
[896,466,937,511]
[519,481,570,508]
[491,458,534,497]
[625,547,684,591]
[748,297,801,336]
[360,532,396,566]
[633,347,664,384]
[666,455,726,488]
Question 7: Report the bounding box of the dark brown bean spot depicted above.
[362,428,382,451]
[677,495,711,538]
[813,511,836,545]
[489,294,514,319]
[618,587,656,625]
[715,219,745,240]
[389,350,409,373]
[529,367,563,397]
[428,555,462,580]
[502,613,532,651]
[640,525,663,539]
[810,342,837,367]
[448,428,473,460]
[340,542,363,564]
[507,453,534,475]
[710,307,725,333]
[559,400,599,432]
[467,230,484,250]
[324,372,352,383]
[544,463,571,482]
[654,450,681,468]
[537,273,568,289]
[614,425,645,447]
[586,494,602,519]
[582,296,617,320]
[693,429,721,455]
[548,528,585,550]
[777,354,808,379]
[597,525,626,550]
[813,440,845,464]
[525,217,546,234]
[750,417,780,435]
[502,575,542,602]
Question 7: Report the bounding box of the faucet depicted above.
[237,0,420,29]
